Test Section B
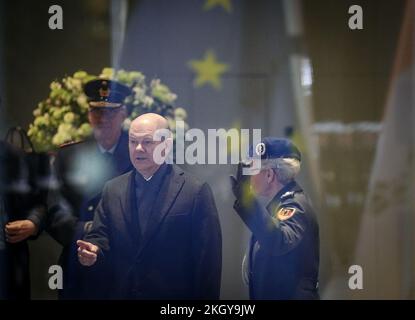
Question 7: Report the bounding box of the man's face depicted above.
[250,168,273,196]
[128,120,168,175]
[88,107,126,143]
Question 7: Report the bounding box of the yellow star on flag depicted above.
[203,0,232,13]
[188,50,229,90]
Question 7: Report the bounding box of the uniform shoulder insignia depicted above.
[275,207,296,221]
[281,191,295,200]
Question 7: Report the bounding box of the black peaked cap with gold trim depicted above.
[84,79,132,108]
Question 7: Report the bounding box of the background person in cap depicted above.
[230,137,320,299]
[45,79,134,299]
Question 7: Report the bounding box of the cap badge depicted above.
[255,142,266,156]
[99,86,110,98]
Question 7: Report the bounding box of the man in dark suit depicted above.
[230,138,319,300]
[46,79,134,299]
[77,113,222,299]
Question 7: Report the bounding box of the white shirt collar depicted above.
[98,142,117,155]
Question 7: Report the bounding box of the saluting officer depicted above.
[46,79,134,299]
[230,137,320,300]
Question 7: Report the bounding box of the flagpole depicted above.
[111,0,128,70]
[282,0,322,200]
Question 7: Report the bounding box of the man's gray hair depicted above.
[262,157,301,185]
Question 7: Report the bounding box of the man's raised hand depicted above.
[77,240,99,266]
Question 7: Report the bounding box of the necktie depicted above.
[137,182,156,235]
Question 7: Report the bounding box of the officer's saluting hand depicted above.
[230,161,254,202]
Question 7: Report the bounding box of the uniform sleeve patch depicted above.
[276,207,296,221]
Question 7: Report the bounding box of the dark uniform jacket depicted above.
[0,141,45,299]
[234,180,319,300]
[46,131,133,299]
[84,164,222,299]
[47,131,132,244]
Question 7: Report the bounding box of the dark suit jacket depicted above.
[84,164,222,300]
